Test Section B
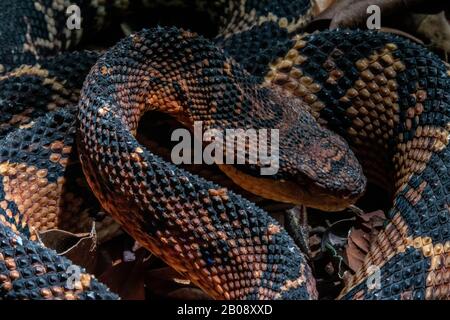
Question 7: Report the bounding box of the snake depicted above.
[0,0,449,300]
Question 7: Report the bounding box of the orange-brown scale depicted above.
[264,35,326,121]
[0,108,120,241]
[340,45,406,190]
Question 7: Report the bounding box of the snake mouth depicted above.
[295,173,367,211]
[218,164,366,211]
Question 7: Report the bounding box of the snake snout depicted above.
[289,126,367,211]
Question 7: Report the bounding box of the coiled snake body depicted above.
[0,0,449,300]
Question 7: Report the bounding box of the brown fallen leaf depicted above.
[359,210,385,230]
[37,223,98,273]
[414,12,450,57]
[93,234,153,300]
[344,210,387,273]
[98,246,151,300]
[312,0,336,16]
[349,229,370,253]
[345,231,368,272]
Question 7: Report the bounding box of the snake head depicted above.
[219,88,366,212]
[281,113,367,211]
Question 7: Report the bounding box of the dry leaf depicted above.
[98,247,150,300]
[344,210,387,272]
[37,223,97,272]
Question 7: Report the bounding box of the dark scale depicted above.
[343,248,429,300]
[217,22,294,78]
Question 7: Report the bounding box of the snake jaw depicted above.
[218,161,366,212]
[296,173,367,211]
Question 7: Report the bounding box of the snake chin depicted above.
[299,179,366,212]
[218,164,365,211]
